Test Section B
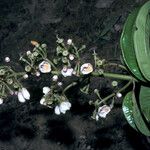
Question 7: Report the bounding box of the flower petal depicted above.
[98,105,111,118]
[40,98,46,105]
[21,88,30,100]
[95,114,99,121]
[60,109,67,114]
[60,101,71,112]
[0,98,3,105]
[55,106,61,115]
[18,92,26,103]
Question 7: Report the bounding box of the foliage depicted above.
[121,1,150,136]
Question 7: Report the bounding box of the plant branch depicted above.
[62,82,77,94]
[97,80,133,105]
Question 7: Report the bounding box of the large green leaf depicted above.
[120,9,146,82]
[122,92,137,131]
[139,85,150,123]
[134,1,150,81]
[132,91,150,136]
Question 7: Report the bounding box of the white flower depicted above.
[17,88,30,103]
[60,101,71,113]
[5,57,10,62]
[69,54,74,60]
[0,98,3,105]
[40,98,46,105]
[61,67,74,77]
[43,87,50,95]
[80,63,93,75]
[116,92,122,98]
[26,51,31,55]
[54,101,71,115]
[21,88,30,100]
[67,39,72,45]
[97,105,111,119]
[52,75,58,81]
[17,92,26,103]
[39,61,51,73]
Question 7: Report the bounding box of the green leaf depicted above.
[132,91,150,136]
[120,8,146,82]
[122,92,137,130]
[133,1,150,81]
[139,85,150,123]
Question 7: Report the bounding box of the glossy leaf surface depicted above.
[139,85,150,123]
[122,92,137,130]
[132,91,150,136]
[120,9,146,82]
[134,1,150,81]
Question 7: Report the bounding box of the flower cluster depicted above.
[20,41,52,76]
[0,37,126,121]
[0,66,30,104]
[40,86,71,115]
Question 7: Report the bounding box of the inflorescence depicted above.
[0,36,134,120]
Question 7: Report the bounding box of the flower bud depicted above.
[67,39,72,45]
[116,92,122,98]
[33,51,39,57]
[23,74,29,79]
[36,71,40,77]
[112,81,118,87]
[58,82,63,86]
[25,65,32,72]
[40,98,46,105]
[0,98,3,105]
[41,44,47,48]
[6,78,13,85]
[5,57,10,62]
[31,40,39,47]
[18,92,26,103]
[62,50,69,56]
[69,54,74,60]
[52,75,58,81]
[26,51,31,55]
[21,88,30,100]
[43,87,50,95]
[0,69,5,75]
[61,57,68,63]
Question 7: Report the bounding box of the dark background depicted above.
[0,0,149,150]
